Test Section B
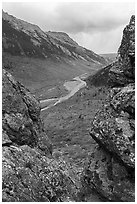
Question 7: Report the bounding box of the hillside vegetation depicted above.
[2,10,108,99]
[2,9,135,202]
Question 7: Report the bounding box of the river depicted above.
[40,73,87,111]
[40,73,104,202]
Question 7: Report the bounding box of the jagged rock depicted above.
[89,15,135,88]
[110,83,135,118]
[109,15,135,86]
[2,145,78,202]
[90,84,135,170]
[81,146,135,202]
[2,69,78,201]
[81,15,135,202]
[87,85,135,201]
[2,69,52,153]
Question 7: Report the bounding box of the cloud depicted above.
[2,1,135,53]
[3,2,135,33]
[50,2,135,34]
[71,25,124,54]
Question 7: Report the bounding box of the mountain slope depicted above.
[2,10,108,99]
[2,10,107,65]
[100,53,117,63]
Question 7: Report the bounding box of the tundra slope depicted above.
[2,10,108,99]
[2,10,107,64]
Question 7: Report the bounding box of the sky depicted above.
[2,1,135,54]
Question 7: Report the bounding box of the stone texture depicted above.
[81,146,135,202]
[109,15,135,86]
[90,84,135,170]
[2,145,78,202]
[2,14,135,203]
[81,15,135,202]
[2,69,52,153]
[2,69,79,202]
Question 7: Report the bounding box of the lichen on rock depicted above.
[81,15,135,202]
[2,69,79,202]
[81,146,135,202]
[109,15,135,86]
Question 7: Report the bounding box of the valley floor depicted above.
[41,81,109,201]
[3,54,102,100]
[40,73,87,110]
[3,53,110,201]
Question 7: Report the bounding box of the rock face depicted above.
[2,10,107,65]
[2,69,78,202]
[2,69,52,152]
[82,15,135,201]
[90,83,135,171]
[109,15,135,86]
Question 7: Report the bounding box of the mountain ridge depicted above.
[2,10,107,65]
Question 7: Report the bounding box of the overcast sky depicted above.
[2,1,135,54]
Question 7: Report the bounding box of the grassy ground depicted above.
[3,53,110,201]
[38,81,69,101]
[41,84,109,171]
[41,83,110,202]
[2,53,103,100]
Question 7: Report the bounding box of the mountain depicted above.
[2,10,108,99]
[2,10,107,65]
[100,53,117,63]
[2,9,135,202]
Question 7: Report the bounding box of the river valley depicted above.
[40,73,87,111]
[41,76,109,201]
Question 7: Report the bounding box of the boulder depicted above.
[2,144,78,202]
[90,84,135,171]
[109,15,135,86]
[81,15,135,202]
[2,69,52,153]
[2,69,78,201]
[81,146,135,202]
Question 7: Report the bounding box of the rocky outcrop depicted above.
[90,83,135,171]
[2,69,79,201]
[81,145,135,202]
[109,15,135,86]
[3,144,78,202]
[2,69,52,153]
[82,16,135,201]
[81,84,135,202]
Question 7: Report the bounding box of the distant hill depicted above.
[2,10,109,99]
[2,10,107,65]
[100,53,117,63]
